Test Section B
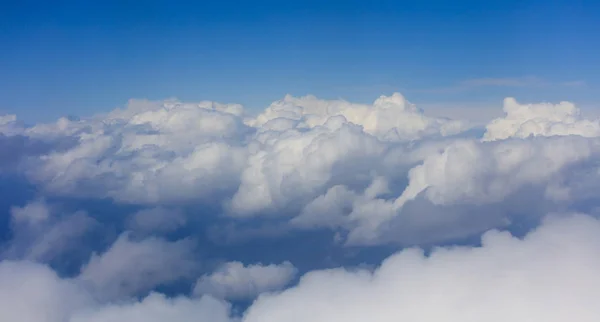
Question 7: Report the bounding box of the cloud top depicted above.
[484,97,600,140]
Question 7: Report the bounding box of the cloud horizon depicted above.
[1,92,600,321]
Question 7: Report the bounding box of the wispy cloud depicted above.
[413,76,585,94]
[561,80,588,88]
[459,76,547,88]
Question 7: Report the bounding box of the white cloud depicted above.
[15,93,469,219]
[228,116,387,216]
[3,91,600,321]
[243,214,600,322]
[4,93,600,247]
[6,199,97,263]
[348,135,600,245]
[0,260,91,322]
[194,261,297,300]
[2,214,600,322]
[78,233,199,300]
[484,97,600,140]
[24,98,249,204]
[249,93,467,140]
[0,260,233,322]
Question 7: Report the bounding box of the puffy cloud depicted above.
[0,260,233,322]
[276,129,600,246]
[7,92,600,322]
[5,199,98,264]
[227,94,471,218]
[78,233,199,300]
[401,136,598,205]
[5,213,600,322]
[194,261,297,300]
[4,93,600,248]
[3,213,600,322]
[18,93,470,210]
[243,214,600,322]
[249,93,468,140]
[24,98,249,204]
[343,135,600,245]
[228,116,387,216]
[0,260,91,322]
[484,97,600,140]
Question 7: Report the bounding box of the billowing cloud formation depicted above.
[13,93,468,211]
[0,260,233,322]
[194,261,297,300]
[2,214,600,321]
[22,99,249,204]
[249,93,467,140]
[2,93,600,247]
[5,199,97,263]
[78,233,199,300]
[2,92,600,321]
[484,97,600,140]
[244,214,600,322]
[0,261,91,322]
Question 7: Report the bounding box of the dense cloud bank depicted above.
[1,93,600,320]
[3,214,600,321]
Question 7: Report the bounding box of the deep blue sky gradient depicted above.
[1,0,598,121]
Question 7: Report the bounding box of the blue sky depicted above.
[1,0,598,122]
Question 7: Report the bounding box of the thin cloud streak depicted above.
[412,76,586,94]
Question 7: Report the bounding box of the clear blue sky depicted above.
[1,0,598,122]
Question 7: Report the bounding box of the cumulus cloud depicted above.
[194,261,297,300]
[23,98,249,204]
[244,214,600,322]
[5,199,98,264]
[0,260,92,322]
[248,93,468,140]
[3,93,600,247]
[16,93,469,210]
[284,134,600,245]
[2,213,600,321]
[78,233,199,300]
[3,88,600,321]
[484,97,600,140]
[228,115,388,217]
[0,260,233,322]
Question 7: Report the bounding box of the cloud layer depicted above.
[3,214,600,321]
[1,92,600,321]
[244,214,600,322]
